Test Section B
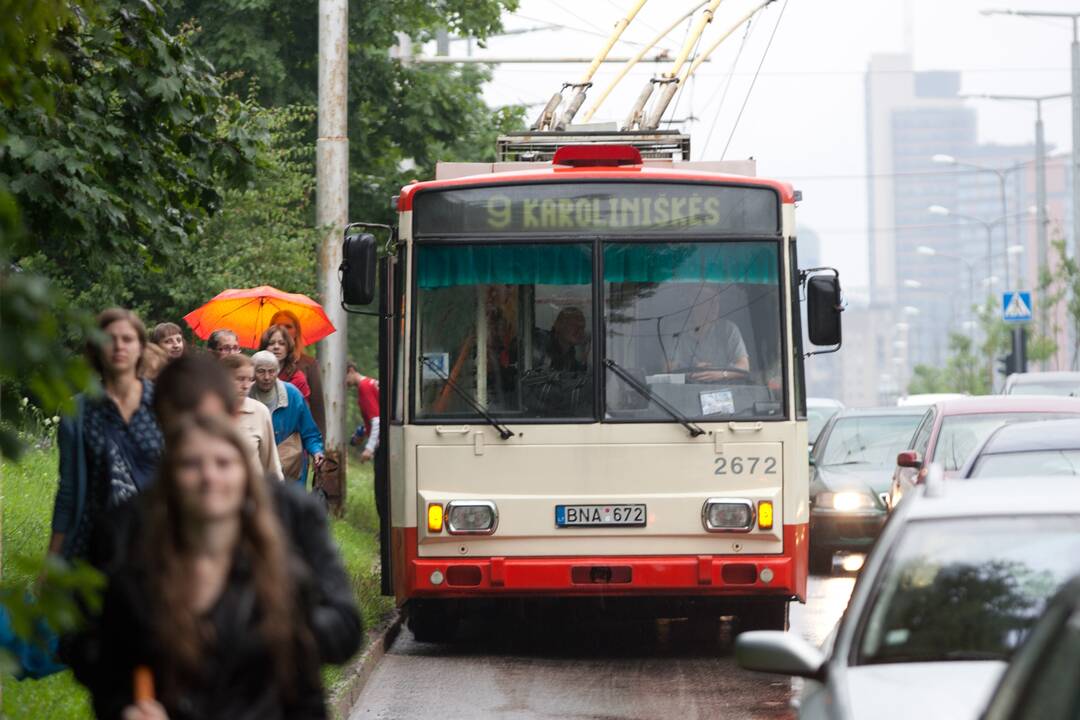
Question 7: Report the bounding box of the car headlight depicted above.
[816,491,876,512]
[445,501,498,534]
[702,498,755,532]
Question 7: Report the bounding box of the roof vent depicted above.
[552,145,643,167]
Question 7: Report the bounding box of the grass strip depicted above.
[1,450,391,719]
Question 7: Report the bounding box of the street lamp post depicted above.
[927,206,1032,292]
[932,154,1010,288]
[959,94,1070,291]
[916,244,975,344]
[928,204,995,287]
[981,9,1080,267]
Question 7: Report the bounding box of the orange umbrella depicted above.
[183,286,336,350]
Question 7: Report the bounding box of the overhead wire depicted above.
[701,14,756,157]
[721,0,788,159]
[605,0,664,36]
[509,12,662,50]
[549,1,611,35]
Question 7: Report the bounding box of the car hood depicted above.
[813,465,895,495]
[843,662,1006,720]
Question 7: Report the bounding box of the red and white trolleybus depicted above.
[341,133,843,641]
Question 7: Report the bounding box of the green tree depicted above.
[1,0,93,458]
[1036,233,1080,369]
[907,364,950,395]
[2,0,264,315]
[166,0,526,229]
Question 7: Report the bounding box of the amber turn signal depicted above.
[427,503,445,533]
[757,500,774,530]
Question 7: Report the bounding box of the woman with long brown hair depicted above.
[259,324,311,403]
[72,414,328,720]
[269,310,325,437]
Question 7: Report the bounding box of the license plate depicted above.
[555,504,646,527]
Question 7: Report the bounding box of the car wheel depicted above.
[407,600,460,643]
[735,599,790,633]
[810,547,833,575]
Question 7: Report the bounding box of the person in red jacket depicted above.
[345,362,379,463]
[259,325,310,401]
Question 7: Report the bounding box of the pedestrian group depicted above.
[45,307,379,720]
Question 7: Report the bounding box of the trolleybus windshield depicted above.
[411,182,785,423]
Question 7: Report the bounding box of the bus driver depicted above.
[666,295,749,383]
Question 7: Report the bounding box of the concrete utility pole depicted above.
[966,95,1068,274]
[982,9,1080,261]
[317,0,349,492]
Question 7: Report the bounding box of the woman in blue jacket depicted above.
[249,351,324,486]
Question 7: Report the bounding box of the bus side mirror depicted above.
[807,274,842,347]
[342,232,377,306]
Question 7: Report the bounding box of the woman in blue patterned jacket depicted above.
[49,308,164,562]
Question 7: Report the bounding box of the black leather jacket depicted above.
[71,483,363,720]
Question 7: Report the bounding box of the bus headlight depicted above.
[446,501,498,535]
[702,499,755,533]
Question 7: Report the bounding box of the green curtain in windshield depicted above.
[417,244,591,289]
[603,242,777,284]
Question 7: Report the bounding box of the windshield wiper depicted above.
[823,461,872,467]
[604,359,706,437]
[420,356,514,440]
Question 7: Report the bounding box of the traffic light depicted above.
[997,328,1028,378]
[997,351,1016,377]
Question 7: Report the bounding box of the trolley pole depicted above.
[317,0,349,499]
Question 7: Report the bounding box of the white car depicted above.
[895,392,966,408]
[736,473,1080,720]
[807,397,844,449]
[1003,371,1080,397]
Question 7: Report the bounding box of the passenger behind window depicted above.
[538,306,590,372]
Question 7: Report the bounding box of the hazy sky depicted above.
[424,0,1076,288]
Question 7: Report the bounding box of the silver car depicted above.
[736,474,1080,720]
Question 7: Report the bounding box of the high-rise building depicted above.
[863,54,1073,382]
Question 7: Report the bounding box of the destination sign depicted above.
[412,182,779,237]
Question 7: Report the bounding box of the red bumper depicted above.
[392,524,808,603]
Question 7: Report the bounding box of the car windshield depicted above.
[818,415,923,468]
[972,450,1080,478]
[604,241,783,421]
[935,413,1077,471]
[808,406,841,444]
[857,516,1080,665]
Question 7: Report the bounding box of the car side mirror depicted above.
[897,450,922,469]
[807,273,842,347]
[735,631,826,680]
[342,232,377,306]
[808,448,816,467]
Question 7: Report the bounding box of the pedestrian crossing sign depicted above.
[1002,291,1032,323]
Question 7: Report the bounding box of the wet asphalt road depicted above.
[348,573,855,720]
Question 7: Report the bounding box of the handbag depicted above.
[278,432,304,481]
[312,452,343,516]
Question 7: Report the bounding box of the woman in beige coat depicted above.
[221,353,283,482]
